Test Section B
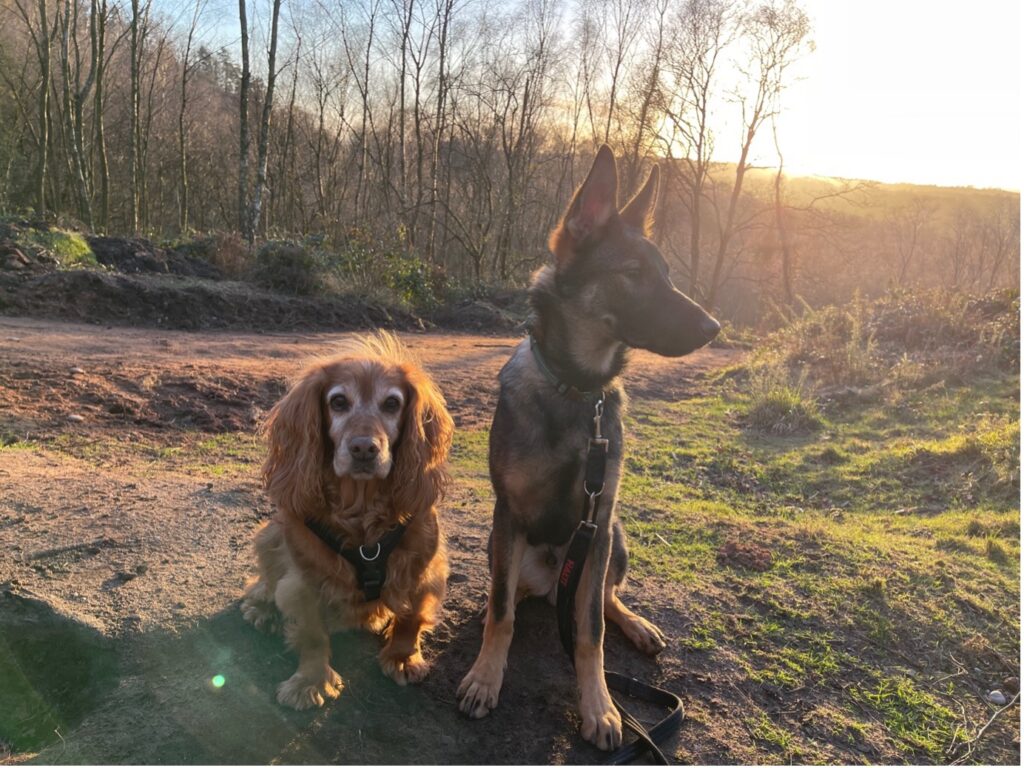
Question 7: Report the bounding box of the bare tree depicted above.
[11,0,55,215]
[658,0,732,298]
[238,0,251,239]
[178,0,206,233]
[247,0,284,241]
[704,0,810,306]
[128,0,153,233]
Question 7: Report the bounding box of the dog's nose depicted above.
[349,437,379,459]
[701,316,721,341]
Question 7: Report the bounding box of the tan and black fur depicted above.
[457,147,720,750]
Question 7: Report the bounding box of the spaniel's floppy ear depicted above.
[391,363,454,518]
[262,364,329,518]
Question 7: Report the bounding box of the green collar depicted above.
[529,334,604,403]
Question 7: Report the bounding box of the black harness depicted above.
[532,337,684,764]
[305,519,407,602]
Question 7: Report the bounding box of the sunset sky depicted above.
[194,0,1021,191]
[769,0,1021,190]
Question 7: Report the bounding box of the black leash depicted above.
[306,519,407,601]
[556,396,684,765]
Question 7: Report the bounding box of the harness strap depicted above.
[305,519,407,602]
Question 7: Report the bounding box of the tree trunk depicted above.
[128,0,143,232]
[93,0,108,231]
[238,0,251,239]
[247,0,282,241]
[35,0,52,216]
[427,0,453,261]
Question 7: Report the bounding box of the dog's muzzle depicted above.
[336,436,391,479]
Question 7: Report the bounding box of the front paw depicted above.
[380,651,430,685]
[457,662,503,719]
[275,668,344,710]
[628,615,667,656]
[241,597,281,635]
[581,692,623,751]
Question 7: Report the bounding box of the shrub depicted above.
[315,227,449,309]
[250,240,321,296]
[31,229,95,267]
[745,365,823,436]
[173,232,250,278]
[755,288,1020,390]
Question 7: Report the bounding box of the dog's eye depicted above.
[623,261,643,277]
[381,395,402,413]
[329,394,350,412]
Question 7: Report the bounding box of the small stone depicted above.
[1002,676,1019,694]
[987,689,1007,705]
[68,414,85,423]
[69,367,86,375]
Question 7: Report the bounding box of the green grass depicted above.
[10,431,263,478]
[850,675,965,760]
[19,229,95,267]
[433,353,1017,762]
[3,291,1016,763]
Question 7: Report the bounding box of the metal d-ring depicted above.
[359,542,382,562]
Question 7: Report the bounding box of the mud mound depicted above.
[429,299,523,331]
[2,270,423,332]
[88,236,222,280]
[716,540,773,571]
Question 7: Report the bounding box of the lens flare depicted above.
[211,674,226,689]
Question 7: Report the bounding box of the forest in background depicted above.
[0,0,1018,325]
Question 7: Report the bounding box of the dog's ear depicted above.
[619,164,659,236]
[391,363,454,518]
[549,145,619,267]
[262,365,328,518]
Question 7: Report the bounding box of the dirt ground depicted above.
[0,316,742,765]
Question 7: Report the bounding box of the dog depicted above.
[241,333,454,710]
[457,146,720,750]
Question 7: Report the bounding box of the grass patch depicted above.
[850,675,964,760]
[744,365,823,435]
[20,229,95,267]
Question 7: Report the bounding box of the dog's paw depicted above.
[275,669,344,710]
[456,664,503,719]
[241,597,281,635]
[580,693,623,751]
[380,651,430,686]
[625,615,667,656]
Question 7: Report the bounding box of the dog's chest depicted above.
[491,385,624,545]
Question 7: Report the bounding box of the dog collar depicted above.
[305,519,407,602]
[528,334,603,403]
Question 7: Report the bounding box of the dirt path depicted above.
[0,316,742,764]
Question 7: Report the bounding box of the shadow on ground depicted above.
[1,593,680,764]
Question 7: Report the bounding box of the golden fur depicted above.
[241,333,454,709]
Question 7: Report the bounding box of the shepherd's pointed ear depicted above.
[566,145,618,241]
[619,164,659,236]
[549,146,619,266]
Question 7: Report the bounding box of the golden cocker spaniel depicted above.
[242,333,453,710]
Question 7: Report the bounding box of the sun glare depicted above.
[767,0,1021,189]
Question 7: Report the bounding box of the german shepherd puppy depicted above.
[457,146,720,750]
